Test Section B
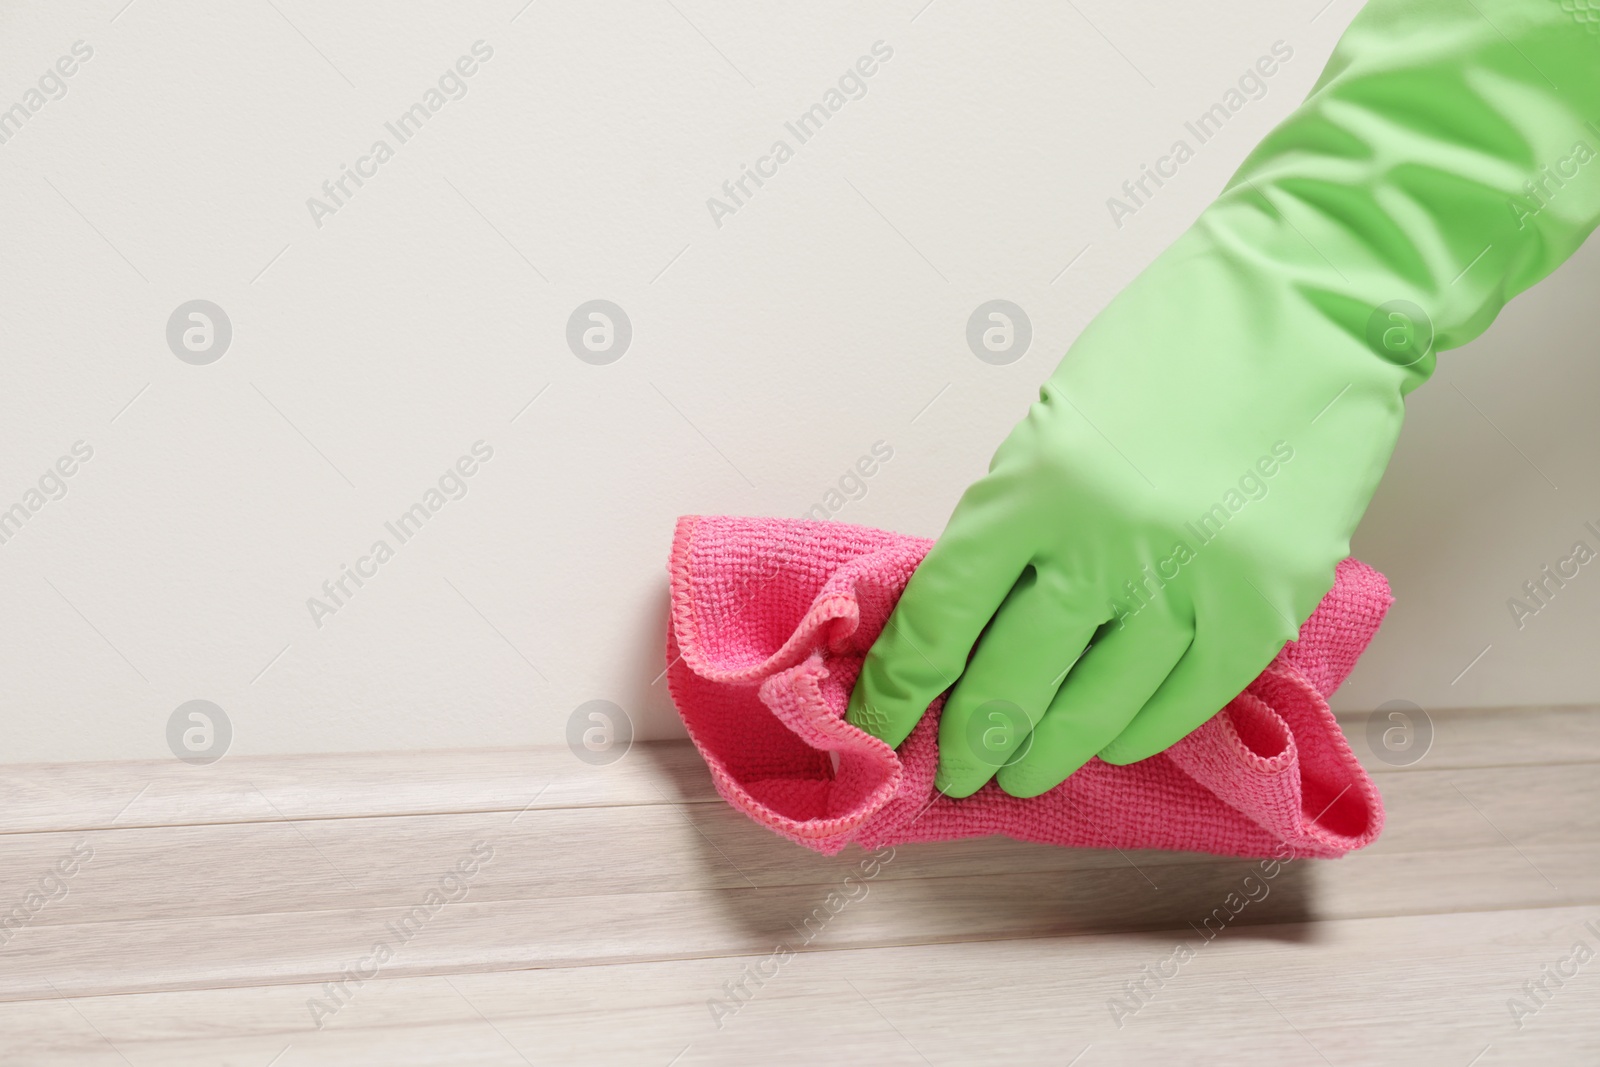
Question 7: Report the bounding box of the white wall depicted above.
[0,0,1590,765]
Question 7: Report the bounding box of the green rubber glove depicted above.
[848,0,1600,799]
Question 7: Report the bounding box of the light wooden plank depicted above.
[0,744,720,835]
[1364,761,1600,852]
[2,705,1595,834]
[0,841,1594,1004]
[1337,704,1600,772]
[0,906,1594,1066]
[0,763,1591,933]
[0,709,1591,1027]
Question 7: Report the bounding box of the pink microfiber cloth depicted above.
[665,515,1392,859]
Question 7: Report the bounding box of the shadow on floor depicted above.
[636,742,1324,951]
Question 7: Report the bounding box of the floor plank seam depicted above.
[8,901,1598,1007]
[0,798,732,837]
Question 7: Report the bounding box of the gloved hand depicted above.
[848,0,1600,798]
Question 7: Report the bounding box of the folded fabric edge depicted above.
[665,517,907,844]
[663,643,904,847]
[1264,665,1387,856]
[669,514,873,685]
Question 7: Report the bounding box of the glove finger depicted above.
[847,487,1032,749]
[997,605,1193,798]
[1096,606,1294,766]
[934,565,1101,798]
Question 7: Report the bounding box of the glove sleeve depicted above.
[1045,0,1600,630]
[1214,0,1600,385]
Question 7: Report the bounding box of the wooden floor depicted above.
[0,708,1596,1065]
